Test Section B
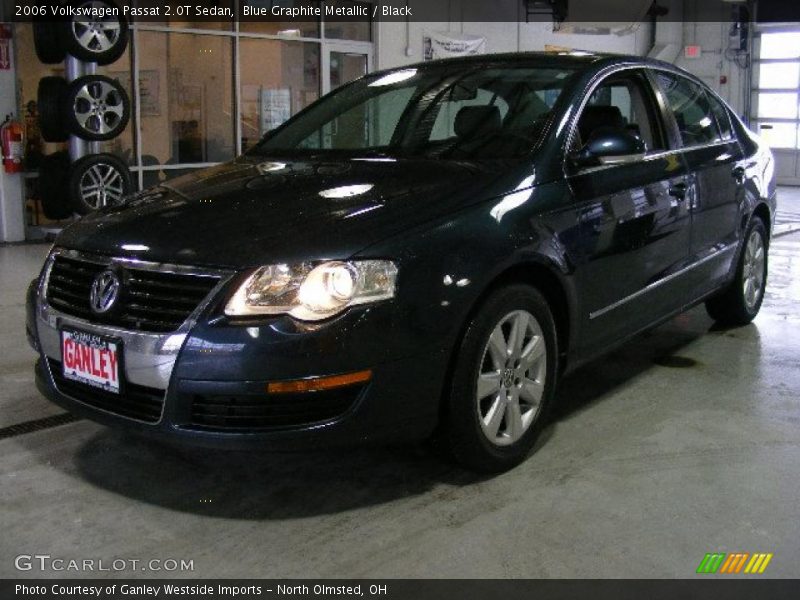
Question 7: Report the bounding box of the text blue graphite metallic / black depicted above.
[27,52,776,472]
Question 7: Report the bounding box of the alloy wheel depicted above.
[476,309,547,446]
[78,161,126,209]
[742,228,766,310]
[72,79,126,137]
[70,1,123,54]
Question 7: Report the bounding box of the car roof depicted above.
[399,51,647,71]
[371,51,703,96]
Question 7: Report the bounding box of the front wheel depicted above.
[444,285,558,473]
[706,217,768,326]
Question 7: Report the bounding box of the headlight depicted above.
[225,260,398,321]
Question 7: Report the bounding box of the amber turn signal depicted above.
[267,369,372,394]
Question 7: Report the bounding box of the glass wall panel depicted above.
[329,51,367,89]
[138,31,235,167]
[757,92,799,119]
[15,8,373,196]
[758,123,799,149]
[239,39,320,151]
[759,32,800,59]
[758,62,800,89]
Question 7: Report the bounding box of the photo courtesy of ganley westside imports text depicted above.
[8,582,392,599]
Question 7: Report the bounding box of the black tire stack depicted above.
[35,0,134,219]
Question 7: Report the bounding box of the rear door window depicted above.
[707,93,734,141]
[654,72,724,146]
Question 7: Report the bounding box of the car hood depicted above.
[56,155,528,268]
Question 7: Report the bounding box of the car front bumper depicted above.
[27,273,450,449]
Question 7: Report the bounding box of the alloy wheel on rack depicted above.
[63,75,130,141]
[60,0,129,65]
[68,153,133,214]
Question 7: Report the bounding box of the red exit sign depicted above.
[685,45,702,58]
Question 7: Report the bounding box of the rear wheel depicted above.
[705,217,768,326]
[444,284,558,472]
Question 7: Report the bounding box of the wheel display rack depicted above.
[34,0,133,220]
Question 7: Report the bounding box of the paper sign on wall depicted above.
[260,89,291,134]
[0,25,11,70]
[423,32,486,61]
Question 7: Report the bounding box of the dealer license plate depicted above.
[60,328,122,394]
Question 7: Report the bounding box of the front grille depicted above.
[188,386,363,431]
[46,255,221,333]
[48,358,164,423]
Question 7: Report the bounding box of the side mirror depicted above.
[571,127,647,168]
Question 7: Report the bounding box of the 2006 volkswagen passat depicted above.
[28,53,776,472]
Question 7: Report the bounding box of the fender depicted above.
[359,190,581,370]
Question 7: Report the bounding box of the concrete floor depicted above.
[2,189,800,579]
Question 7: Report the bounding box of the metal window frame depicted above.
[750,27,800,151]
[126,0,375,189]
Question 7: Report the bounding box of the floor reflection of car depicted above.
[28,53,776,472]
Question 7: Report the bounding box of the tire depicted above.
[63,75,130,141]
[37,77,69,143]
[33,20,66,64]
[38,152,73,220]
[443,284,559,473]
[60,1,129,65]
[705,217,768,326]
[68,153,133,214]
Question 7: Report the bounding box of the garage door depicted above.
[753,29,800,185]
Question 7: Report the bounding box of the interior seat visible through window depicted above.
[575,71,665,153]
[453,106,502,140]
[578,105,626,141]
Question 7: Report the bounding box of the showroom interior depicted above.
[1,0,800,580]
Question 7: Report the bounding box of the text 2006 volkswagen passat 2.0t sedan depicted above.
[28,53,775,472]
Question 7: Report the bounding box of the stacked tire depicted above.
[35,1,133,218]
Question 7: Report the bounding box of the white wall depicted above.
[675,21,749,120]
[376,19,653,70]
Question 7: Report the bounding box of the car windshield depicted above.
[250,65,577,160]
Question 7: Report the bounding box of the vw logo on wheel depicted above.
[89,270,121,314]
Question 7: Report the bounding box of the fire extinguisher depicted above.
[1,114,24,174]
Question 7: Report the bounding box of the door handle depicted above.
[668,182,688,200]
[732,166,746,185]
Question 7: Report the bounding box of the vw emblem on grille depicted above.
[90,270,121,314]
